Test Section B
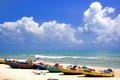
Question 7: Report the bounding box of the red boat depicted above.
[6,60,34,69]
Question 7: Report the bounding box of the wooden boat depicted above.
[45,63,62,72]
[79,68,114,77]
[34,64,46,70]
[8,62,34,69]
[0,59,6,64]
[46,66,61,72]
[59,67,82,75]
[6,60,34,69]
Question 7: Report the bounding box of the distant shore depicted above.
[0,64,120,80]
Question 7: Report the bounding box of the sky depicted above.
[0,0,120,51]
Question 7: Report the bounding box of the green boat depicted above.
[46,66,62,72]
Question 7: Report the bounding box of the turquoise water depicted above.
[0,50,120,69]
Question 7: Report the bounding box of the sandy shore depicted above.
[0,64,120,80]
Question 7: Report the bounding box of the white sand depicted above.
[0,64,120,80]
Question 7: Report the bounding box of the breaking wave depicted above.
[35,55,100,59]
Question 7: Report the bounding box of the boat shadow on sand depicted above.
[77,75,114,78]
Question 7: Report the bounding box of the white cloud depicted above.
[39,20,83,44]
[82,1,120,43]
[0,17,40,42]
[0,17,83,44]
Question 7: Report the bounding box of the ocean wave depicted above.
[35,55,100,59]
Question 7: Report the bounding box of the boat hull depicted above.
[46,66,61,72]
[0,59,6,64]
[79,69,114,77]
[60,67,82,75]
[34,64,46,70]
[6,61,34,69]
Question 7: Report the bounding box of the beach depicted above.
[0,51,120,80]
[0,64,120,80]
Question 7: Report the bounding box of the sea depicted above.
[0,50,120,69]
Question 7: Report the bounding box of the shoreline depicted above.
[0,63,120,80]
[1,58,120,69]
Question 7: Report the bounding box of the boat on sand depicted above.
[59,65,82,75]
[46,63,62,72]
[6,59,34,69]
[79,68,114,77]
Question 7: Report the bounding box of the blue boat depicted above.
[34,64,46,70]
[7,61,34,69]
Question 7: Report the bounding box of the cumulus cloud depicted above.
[0,17,83,45]
[81,2,120,43]
[0,17,39,42]
[39,20,83,44]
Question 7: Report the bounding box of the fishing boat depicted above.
[45,63,62,72]
[59,65,82,75]
[8,62,34,69]
[79,68,114,77]
[6,60,34,69]
[34,64,46,70]
[46,66,61,72]
[0,59,6,64]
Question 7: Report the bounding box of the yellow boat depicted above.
[59,67,82,75]
[0,59,6,64]
[79,68,114,77]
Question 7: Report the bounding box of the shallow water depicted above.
[0,50,120,69]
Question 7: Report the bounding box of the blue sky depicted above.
[0,0,120,50]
